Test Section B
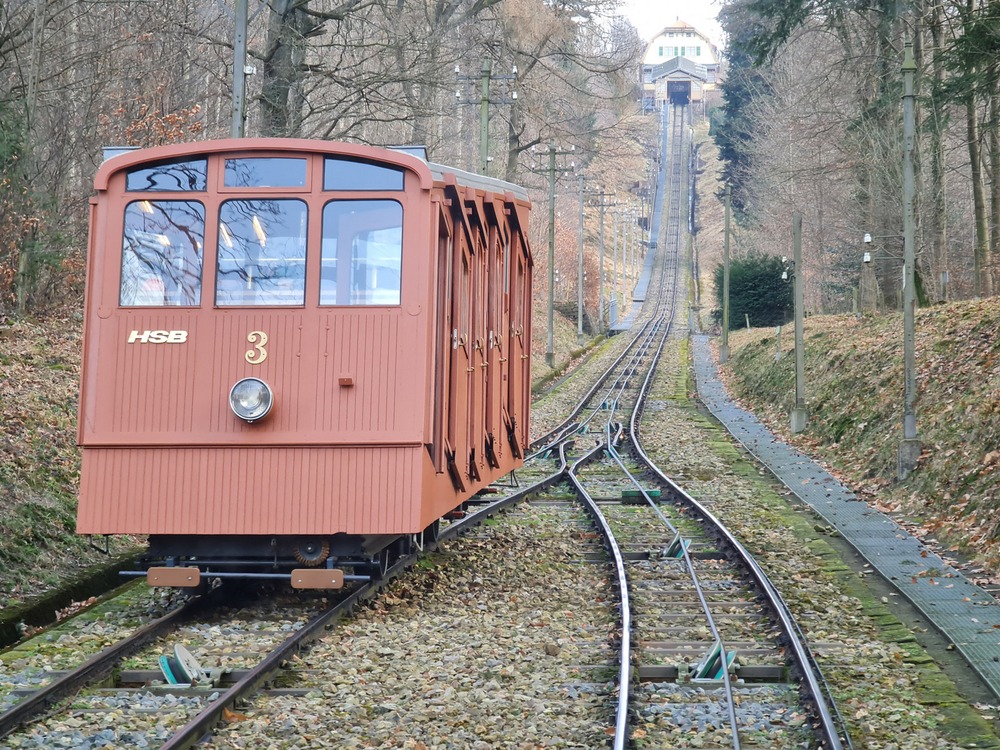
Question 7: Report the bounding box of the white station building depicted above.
[641,20,721,109]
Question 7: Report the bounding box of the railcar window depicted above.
[120,200,205,306]
[216,199,308,306]
[126,159,207,192]
[320,200,403,305]
[224,158,307,188]
[323,158,404,191]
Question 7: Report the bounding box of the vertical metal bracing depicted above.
[231,0,249,138]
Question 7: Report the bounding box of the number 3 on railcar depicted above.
[77,140,532,589]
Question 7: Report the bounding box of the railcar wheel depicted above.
[294,539,330,567]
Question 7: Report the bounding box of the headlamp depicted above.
[229,377,273,422]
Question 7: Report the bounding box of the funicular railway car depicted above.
[77,140,532,588]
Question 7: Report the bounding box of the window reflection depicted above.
[323,158,404,191]
[225,158,307,188]
[126,159,207,192]
[321,201,403,305]
[120,200,205,306]
[216,199,308,306]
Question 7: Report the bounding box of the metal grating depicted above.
[691,335,1000,699]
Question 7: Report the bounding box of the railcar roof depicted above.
[96,139,530,202]
[425,161,530,203]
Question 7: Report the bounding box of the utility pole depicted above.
[598,186,607,331]
[231,0,249,137]
[531,143,575,367]
[719,185,732,363]
[456,60,517,175]
[480,60,490,174]
[577,173,585,344]
[790,213,808,434]
[613,194,619,324]
[898,40,921,480]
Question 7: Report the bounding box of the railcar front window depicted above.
[224,158,307,188]
[126,158,207,192]
[216,199,308,306]
[323,158,404,191]
[321,200,403,305]
[120,200,205,306]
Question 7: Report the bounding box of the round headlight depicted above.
[229,377,273,422]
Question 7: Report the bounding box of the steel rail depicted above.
[152,461,572,750]
[0,585,228,739]
[528,206,675,457]
[561,439,632,750]
[627,275,848,750]
[582,105,749,749]
[529,114,676,455]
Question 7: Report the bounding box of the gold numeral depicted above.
[245,331,268,364]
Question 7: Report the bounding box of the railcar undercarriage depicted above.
[116,521,444,590]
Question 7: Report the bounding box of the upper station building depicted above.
[641,20,721,110]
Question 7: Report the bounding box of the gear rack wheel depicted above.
[294,539,330,567]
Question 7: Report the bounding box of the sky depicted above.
[620,0,725,49]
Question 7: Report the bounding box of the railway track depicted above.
[0,104,849,750]
[521,103,850,749]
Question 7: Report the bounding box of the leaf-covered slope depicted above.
[0,315,135,601]
[719,299,1000,571]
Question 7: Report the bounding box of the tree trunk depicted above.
[968,91,991,296]
[989,63,1000,294]
[261,0,310,137]
[930,0,948,299]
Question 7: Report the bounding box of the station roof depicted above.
[649,57,710,82]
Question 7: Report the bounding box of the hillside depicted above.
[718,299,1000,576]
[0,315,137,601]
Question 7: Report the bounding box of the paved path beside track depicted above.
[692,334,1000,700]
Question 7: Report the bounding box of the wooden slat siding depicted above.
[88,310,414,445]
[78,446,421,535]
[318,312,400,434]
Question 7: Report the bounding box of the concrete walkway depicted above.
[692,334,1000,699]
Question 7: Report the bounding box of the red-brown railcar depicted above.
[77,140,532,588]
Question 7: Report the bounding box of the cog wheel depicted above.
[294,539,330,567]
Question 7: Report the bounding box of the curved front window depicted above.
[120,200,205,306]
[320,200,402,305]
[216,199,308,306]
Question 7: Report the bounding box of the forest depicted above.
[0,0,653,328]
[712,0,1000,313]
